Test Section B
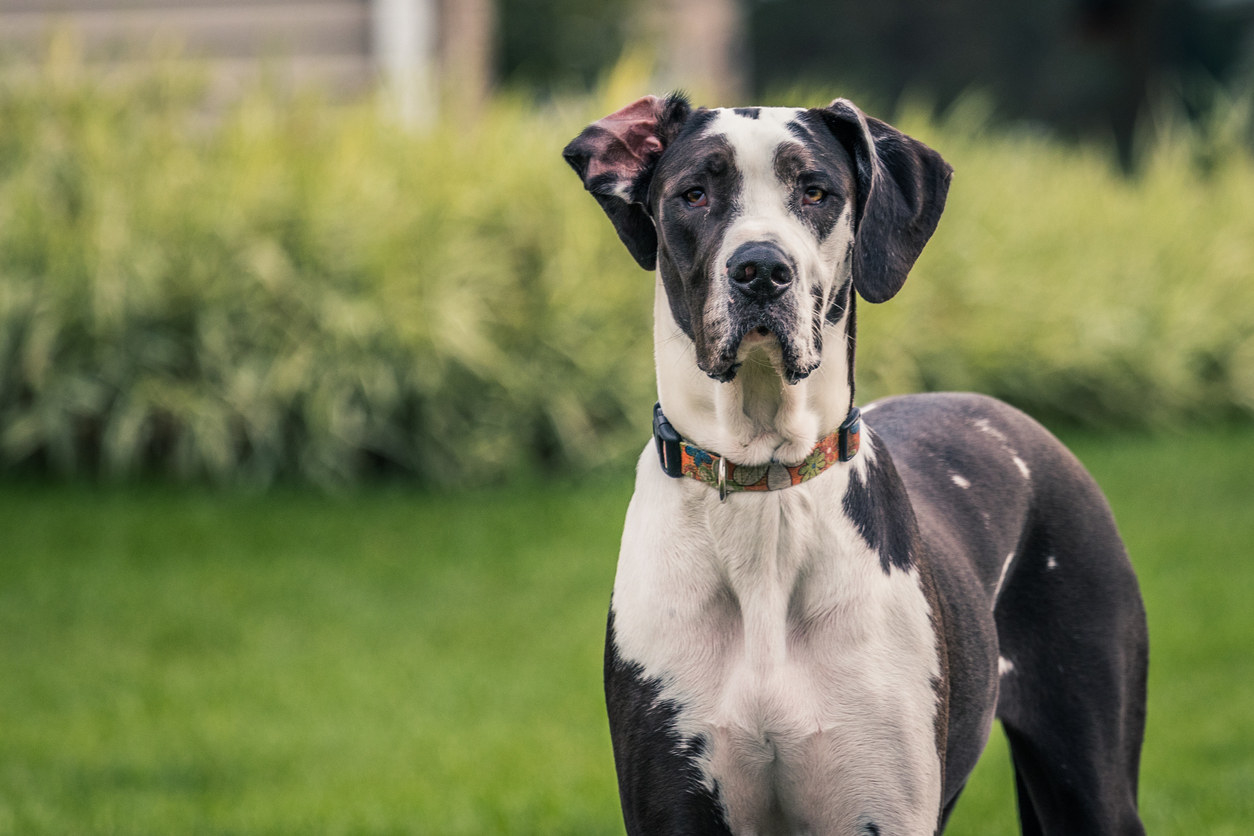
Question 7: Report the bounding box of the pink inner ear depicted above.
[585,96,667,180]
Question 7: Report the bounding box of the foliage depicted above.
[0,48,655,487]
[861,94,1254,430]
[0,49,1252,486]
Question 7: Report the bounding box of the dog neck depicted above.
[654,274,856,468]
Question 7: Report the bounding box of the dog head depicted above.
[564,95,952,385]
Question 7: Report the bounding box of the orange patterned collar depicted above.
[652,404,862,500]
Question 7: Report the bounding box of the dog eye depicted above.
[802,187,827,205]
[683,188,708,207]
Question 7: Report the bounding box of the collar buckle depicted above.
[838,406,862,463]
[652,402,683,478]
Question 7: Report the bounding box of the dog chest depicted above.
[611,454,944,833]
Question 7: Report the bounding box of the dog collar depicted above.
[652,403,861,500]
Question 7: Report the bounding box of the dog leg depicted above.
[994,518,1148,835]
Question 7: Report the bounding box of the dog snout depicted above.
[727,243,794,302]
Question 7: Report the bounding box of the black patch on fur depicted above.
[778,117,858,244]
[605,610,732,835]
[825,262,854,324]
[650,121,748,377]
[844,287,857,409]
[842,437,918,573]
[733,107,761,119]
[913,552,952,817]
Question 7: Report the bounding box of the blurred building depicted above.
[0,0,493,121]
[745,0,1254,160]
[0,0,380,91]
[3,0,1252,146]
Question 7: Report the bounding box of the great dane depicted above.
[563,94,1148,835]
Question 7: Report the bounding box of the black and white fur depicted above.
[564,95,1148,835]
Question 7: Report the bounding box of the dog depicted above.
[563,94,1148,835]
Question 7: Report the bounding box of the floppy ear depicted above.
[820,99,953,303]
[562,94,692,270]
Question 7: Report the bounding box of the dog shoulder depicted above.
[864,392,1059,490]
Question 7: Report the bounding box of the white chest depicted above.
[613,447,943,834]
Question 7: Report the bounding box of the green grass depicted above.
[1,427,1252,833]
[0,481,627,834]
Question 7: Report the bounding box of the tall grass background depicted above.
[1,45,1252,488]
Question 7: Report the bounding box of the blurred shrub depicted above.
[0,52,1251,488]
[866,95,1254,430]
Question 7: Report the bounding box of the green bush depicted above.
[0,50,657,487]
[0,50,1251,487]
[867,96,1254,429]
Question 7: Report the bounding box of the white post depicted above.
[371,0,437,126]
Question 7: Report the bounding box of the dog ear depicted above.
[820,99,953,303]
[563,94,692,270]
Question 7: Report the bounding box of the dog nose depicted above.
[727,243,794,301]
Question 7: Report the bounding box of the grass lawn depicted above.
[1,427,1251,834]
